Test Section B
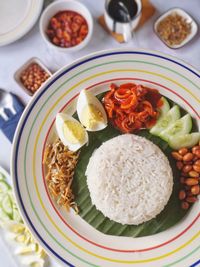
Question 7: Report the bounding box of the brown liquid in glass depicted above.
[108,0,138,23]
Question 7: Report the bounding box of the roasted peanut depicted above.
[181,201,189,210]
[183,152,194,162]
[185,161,193,165]
[182,164,192,173]
[194,159,200,166]
[193,164,200,173]
[171,152,183,161]
[185,178,198,186]
[193,155,199,162]
[194,150,200,158]
[191,185,200,195]
[192,146,200,154]
[186,196,197,203]
[188,170,199,177]
[176,161,183,170]
[186,191,193,197]
[179,190,186,200]
[178,148,188,156]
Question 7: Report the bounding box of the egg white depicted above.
[56,113,88,151]
[77,89,107,131]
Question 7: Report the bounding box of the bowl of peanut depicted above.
[39,0,93,52]
[14,57,51,96]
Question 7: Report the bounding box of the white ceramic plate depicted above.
[11,49,200,267]
[154,8,198,49]
[0,0,43,46]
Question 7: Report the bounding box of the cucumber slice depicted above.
[1,194,13,217]
[160,114,192,142]
[150,105,180,136]
[0,206,10,222]
[13,208,22,223]
[0,172,6,181]
[0,192,6,202]
[169,132,200,150]
[158,97,170,117]
[0,180,10,193]
[7,191,16,207]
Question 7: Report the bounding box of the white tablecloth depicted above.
[0,0,199,266]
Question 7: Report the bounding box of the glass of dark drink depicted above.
[104,0,142,42]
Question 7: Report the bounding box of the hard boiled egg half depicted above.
[56,113,88,151]
[77,89,107,131]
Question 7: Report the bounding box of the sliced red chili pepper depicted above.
[103,88,115,102]
[119,83,136,90]
[115,108,126,120]
[121,94,137,109]
[110,83,117,90]
[128,113,135,123]
[114,88,131,99]
[103,83,160,133]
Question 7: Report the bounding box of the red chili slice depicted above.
[103,83,163,133]
[114,88,131,99]
[120,93,138,109]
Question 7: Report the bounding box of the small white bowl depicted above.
[14,57,52,96]
[39,0,93,52]
[154,8,198,49]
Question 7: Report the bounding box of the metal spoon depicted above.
[118,1,133,42]
[118,1,132,22]
[0,88,16,121]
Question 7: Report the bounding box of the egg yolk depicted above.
[82,104,103,129]
[63,120,85,144]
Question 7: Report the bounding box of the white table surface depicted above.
[0,0,199,266]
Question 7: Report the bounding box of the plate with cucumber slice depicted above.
[150,100,200,148]
[0,166,48,267]
[11,49,200,267]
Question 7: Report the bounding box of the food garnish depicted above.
[0,171,46,267]
[103,83,162,133]
[46,11,88,48]
[20,63,50,94]
[150,103,196,148]
[156,12,192,47]
[157,96,170,117]
[43,139,79,213]
[169,132,200,150]
[150,104,180,136]
[159,114,192,142]
[77,89,108,131]
[56,113,88,151]
[172,142,200,209]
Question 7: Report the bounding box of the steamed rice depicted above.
[86,134,173,225]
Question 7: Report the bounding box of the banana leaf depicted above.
[72,97,192,237]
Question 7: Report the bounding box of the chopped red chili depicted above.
[103,83,162,133]
[46,11,88,48]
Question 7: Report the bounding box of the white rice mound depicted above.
[86,134,173,225]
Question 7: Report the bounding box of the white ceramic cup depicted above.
[104,0,142,42]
